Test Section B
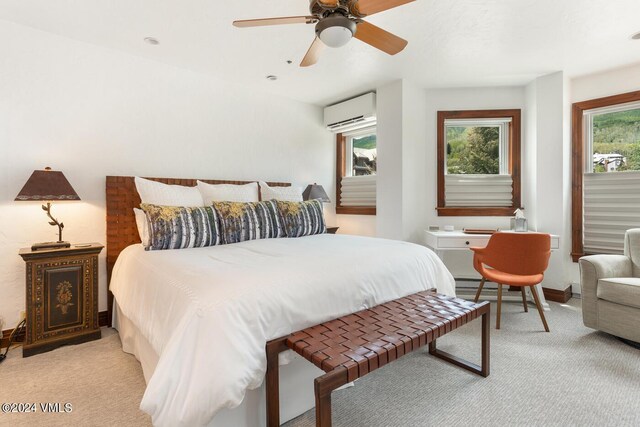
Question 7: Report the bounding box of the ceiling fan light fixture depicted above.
[316,14,356,48]
[319,26,353,48]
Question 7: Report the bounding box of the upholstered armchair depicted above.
[579,229,640,343]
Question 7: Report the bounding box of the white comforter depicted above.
[110,234,455,427]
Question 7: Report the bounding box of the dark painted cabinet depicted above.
[19,243,103,357]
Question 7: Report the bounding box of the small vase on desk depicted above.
[511,208,528,232]
[514,218,528,232]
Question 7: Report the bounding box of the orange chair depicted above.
[471,232,551,332]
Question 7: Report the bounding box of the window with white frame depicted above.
[339,127,377,209]
[445,119,509,176]
[437,110,521,216]
[345,127,377,177]
[582,101,640,254]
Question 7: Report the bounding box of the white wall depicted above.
[345,82,530,278]
[572,62,640,103]
[334,64,640,294]
[0,21,334,328]
[375,80,430,243]
[401,80,430,243]
[526,72,572,290]
[376,81,405,240]
[423,86,528,278]
[524,81,538,232]
[335,77,582,291]
[336,215,376,237]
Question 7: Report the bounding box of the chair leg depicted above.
[520,287,528,312]
[474,278,486,303]
[496,284,503,330]
[530,285,550,332]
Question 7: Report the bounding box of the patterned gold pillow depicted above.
[212,200,285,244]
[140,204,221,250]
[276,199,326,238]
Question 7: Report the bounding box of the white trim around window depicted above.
[443,118,512,207]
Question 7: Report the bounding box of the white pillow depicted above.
[197,181,259,204]
[134,177,204,206]
[259,181,303,202]
[133,208,150,247]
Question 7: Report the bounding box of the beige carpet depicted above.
[0,328,151,427]
[0,299,638,427]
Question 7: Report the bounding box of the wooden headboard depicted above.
[105,176,291,325]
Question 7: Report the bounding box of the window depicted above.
[347,129,377,177]
[572,91,640,260]
[336,126,376,215]
[445,121,508,175]
[437,110,521,216]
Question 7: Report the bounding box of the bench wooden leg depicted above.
[315,381,332,427]
[266,337,289,427]
[429,303,490,377]
[481,305,490,376]
[314,367,349,427]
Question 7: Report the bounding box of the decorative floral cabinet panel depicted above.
[19,244,103,357]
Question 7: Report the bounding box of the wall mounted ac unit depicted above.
[324,92,376,133]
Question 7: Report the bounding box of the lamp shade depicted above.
[15,168,80,201]
[302,184,330,203]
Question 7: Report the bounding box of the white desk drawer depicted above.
[438,237,489,249]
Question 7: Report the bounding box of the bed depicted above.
[106,176,456,427]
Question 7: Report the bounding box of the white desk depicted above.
[424,230,560,311]
[424,230,560,260]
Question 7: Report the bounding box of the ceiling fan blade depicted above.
[233,16,316,28]
[351,0,415,17]
[300,37,325,67]
[354,20,408,55]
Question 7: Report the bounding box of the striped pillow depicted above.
[276,200,326,238]
[140,204,221,250]
[213,200,285,244]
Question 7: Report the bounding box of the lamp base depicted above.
[31,241,71,251]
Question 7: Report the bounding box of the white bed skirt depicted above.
[113,301,323,427]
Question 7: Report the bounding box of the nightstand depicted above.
[19,243,103,357]
[326,226,339,234]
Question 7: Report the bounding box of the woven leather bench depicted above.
[265,290,490,426]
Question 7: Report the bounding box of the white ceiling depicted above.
[1,0,639,106]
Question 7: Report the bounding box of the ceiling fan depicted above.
[233,0,414,67]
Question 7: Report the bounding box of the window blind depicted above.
[584,172,640,254]
[340,175,376,207]
[445,175,513,207]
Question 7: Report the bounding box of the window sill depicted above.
[436,207,516,217]
[336,206,376,216]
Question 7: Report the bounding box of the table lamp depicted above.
[15,167,80,251]
[302,183,330,203]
